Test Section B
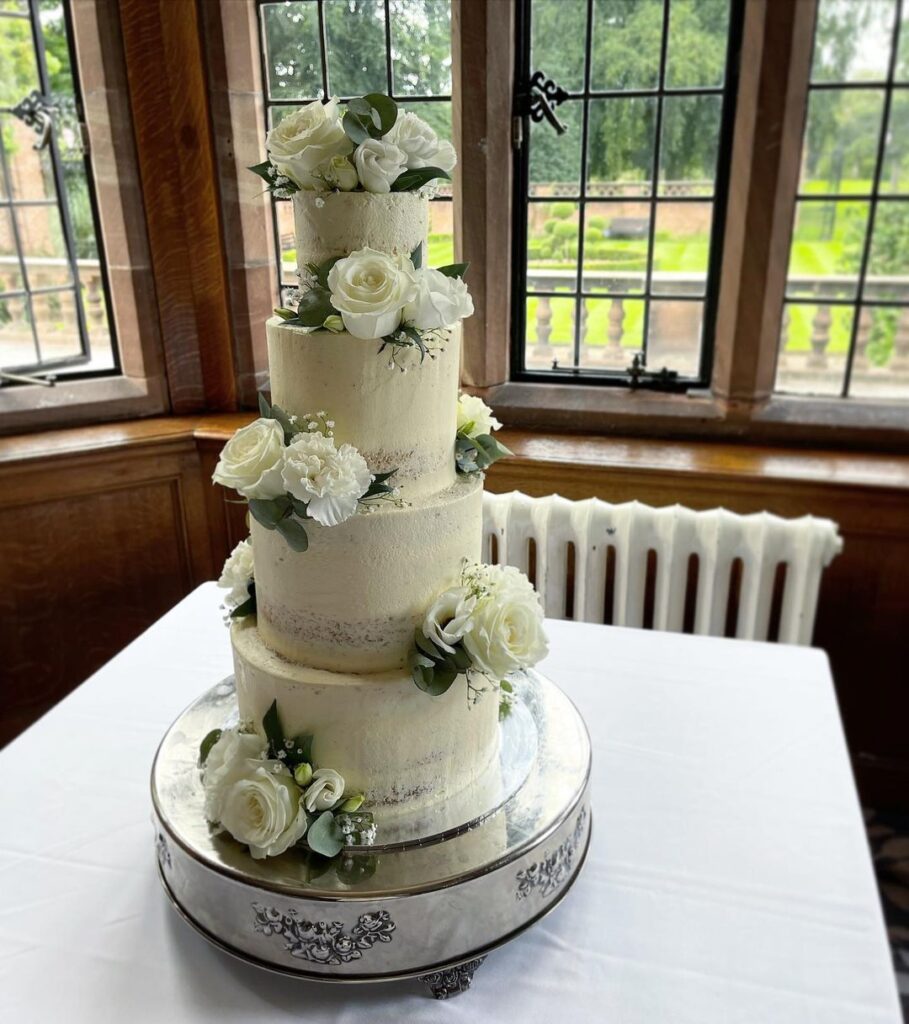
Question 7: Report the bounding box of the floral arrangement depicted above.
[275,246,473,360]
[212,393,399,552]
[252,94,455,197]
[218,537,256,618]
[199,699,375,860]
[455,394,511,474]
[409,561,549,697]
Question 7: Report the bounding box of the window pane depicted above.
[0,207,24,293]
[582,201,649,294]
[527,201,579,292]
[324,0,387,97]
[275,200,296,285]
[651,201,712,296]
[864,201,909,301]
[1,115,59,204]
[0,11,40,106]
[897,4,909,81]
[786,200,870,300]
[578,296,644,369]
[646,299,703,377]
[848,306,909,398]
[532,0,587,93]
[390,0,451,96]
[427,201,453,266]
[800,89,885,195]
[32,287,81,362]
[525,295,576,370]
[659,95,721,196]
[880,90,909,194]
[16,205,71,287]
[590,0,662,92]
[399,99,451,144]
[0,294,34,368]
[665,0,730,89]
[529,101,583,198]
[775,302,852,396]
[260,1,323,100]
[810,0,896,84]
[587,97,656,197]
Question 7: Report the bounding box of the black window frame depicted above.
[0,0,118,385]
[510,0,744,393]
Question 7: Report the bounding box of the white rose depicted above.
[202,727,268,822]
[457,394,501,439]
[386,112,457,172]
[212,418,286,499]
[218,538,255,609]
[303,767,346,813]
[317,153,358,191]
[219,763,308,860]
[327,247,418,339]
[281,432,373,527]
[354,137,407,193]
[463,566,548,678]
[266,98,352,190]
[423,587,477,654]
[404,267,474,330]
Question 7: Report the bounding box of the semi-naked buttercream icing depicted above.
[267,316,461,499]
[232,616,501,820]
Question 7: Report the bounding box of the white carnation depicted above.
[423,587,477,654]
[457,394,501,439]
[354,137,407,193]
[218,538,254,609]
[462,565,548,678]
[404,267,474,330]
[201,727,268,823]
[386,111,457,172]
[302,767,346,813]
[281,432,373,527]
[212,418,286,499]
[218,762,308,860]
[266,98,352,190]
[327,247,418,339]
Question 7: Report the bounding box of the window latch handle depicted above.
[515,70,569,136]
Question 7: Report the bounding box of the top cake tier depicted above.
[292,191,427,276]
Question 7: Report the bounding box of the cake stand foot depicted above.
[419,956,487,999]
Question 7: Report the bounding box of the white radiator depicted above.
[482,491,843,645]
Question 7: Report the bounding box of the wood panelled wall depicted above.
[1,417,908,808]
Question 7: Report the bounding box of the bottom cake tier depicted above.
[231,617,502,824]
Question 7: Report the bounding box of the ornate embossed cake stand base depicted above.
[151,669,592,999]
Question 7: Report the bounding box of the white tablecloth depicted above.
[0,583,900,1023]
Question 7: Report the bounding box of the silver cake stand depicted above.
[150,669,592,999]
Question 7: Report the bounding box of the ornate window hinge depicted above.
[6,90,56,150]
[515,70,570,139]
[625,353,679,390]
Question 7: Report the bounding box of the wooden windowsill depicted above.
[479,381,909,452]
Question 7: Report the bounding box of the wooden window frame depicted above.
[454,0,909,451]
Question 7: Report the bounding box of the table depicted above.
[0,583,900,1023]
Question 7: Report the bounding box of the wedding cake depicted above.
[202,94,547,863]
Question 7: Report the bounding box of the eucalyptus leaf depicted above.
[288,496,310,519]
[257,391,272,418]
[230,594,257,619]
[342,115,370,146]
[198,728,223,766]
[295,287,336,328]
[414,629,443,662]
[412,662,459,696]
[307,811,345,858]
[311,255,342,289]
[276,516,310,552]
[362,93,398,135]
[262,699,284,758]
[390,166,451,192]
[285,732,313,766]
[410,242,423,270]
[436,262,469,280]
[249,496,291,529]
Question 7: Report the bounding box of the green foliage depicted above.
[261,699,313,768]
[455,432,512,475]
[436,262,468,279]
[391,165,451,192]
[306,811,346,858]
[550,202,574,219]
[230,580,257,619]
[198,728,223,767]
